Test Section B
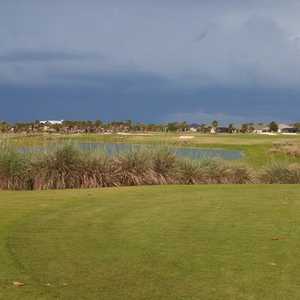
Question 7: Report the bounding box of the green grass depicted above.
[1,185,300,299]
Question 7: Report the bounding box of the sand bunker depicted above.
[179,135,195,139]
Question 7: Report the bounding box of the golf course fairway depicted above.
[0,185,300,299]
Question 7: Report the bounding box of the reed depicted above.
[0,142,297,190]
[260,161,300,184]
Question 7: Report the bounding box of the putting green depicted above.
[1,185,300,299]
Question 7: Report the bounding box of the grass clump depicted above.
[185,159,254,184]
[260,162,300,184]
[32,144,85,189]
[0,142,298,190]
[0,144,31,190]
[175,159,204,184]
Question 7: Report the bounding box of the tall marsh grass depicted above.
[0,142,297,190]
[260,162,300,184]
[0,143,31,190]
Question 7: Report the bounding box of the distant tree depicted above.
[240,123,248,133]
[95,120,102,127]
[269,121,279,132]
[212,120,218,129]
[198,124,207,133]
[125,120,133,129]
[0,122,10,133]
[248,124,255,133]
[177,121,188,132]
[228,124,234,133]
[294,122,300,129]
[167,122,178,132]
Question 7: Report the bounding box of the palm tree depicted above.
[212,120,218,129]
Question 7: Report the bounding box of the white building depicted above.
[189,127,198,132]
[253,124,270,134]
[277,124,294,133]
[40,120,64,125]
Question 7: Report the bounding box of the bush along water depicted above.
[0,143,298,190]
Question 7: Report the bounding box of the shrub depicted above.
[79,155,120,188]
[260,162,300,184]
[32,144,84,189]
[0,141,299,190]
[217,163,255,184]
[115,147,176,186]
[152,147,177,175]
[0,146,31,190]
[205,160,252,184]
[175,159,203,184]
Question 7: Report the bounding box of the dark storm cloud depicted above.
[1,70,299,123]
[0,0,300,122]
[0,50,96,63]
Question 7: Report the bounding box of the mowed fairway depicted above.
[1,186,300,299]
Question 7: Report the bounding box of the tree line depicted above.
[0,120,299,134]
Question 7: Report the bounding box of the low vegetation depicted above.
[260,162,300,184]
[270,142,300,157]
[0,142,299,190]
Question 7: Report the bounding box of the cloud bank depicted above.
[0,0,300,122]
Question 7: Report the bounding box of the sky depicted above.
[1,0,300,124]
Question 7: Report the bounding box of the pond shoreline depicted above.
[18,142,244,160]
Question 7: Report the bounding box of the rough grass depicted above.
[1,142,300,189]
[270,142,300,157]
[260,162,300,184]
[0,144,256,190]
[1,185,300,299]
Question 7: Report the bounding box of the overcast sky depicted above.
[1,0,300,123]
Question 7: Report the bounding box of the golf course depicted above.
[1,185,300,299]
[2,1,300,298]
[0,133,300,299]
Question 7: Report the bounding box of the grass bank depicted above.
[1,185,300,299]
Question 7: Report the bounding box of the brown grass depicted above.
[0,143,298,190]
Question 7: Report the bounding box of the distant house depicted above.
[228,124,242,133]
[278,124,294,133]
[189,123,200,132]
[40,120,64,125]
[216,127,229,133]
[253,124,270,134]
[281,128,298,134]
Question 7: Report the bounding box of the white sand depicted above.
[179,135,195,139]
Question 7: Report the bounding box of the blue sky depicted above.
[1,0,300,123]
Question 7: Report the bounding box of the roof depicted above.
[253,124,269,130]
[278,123,293,130]
[40,120,64,125]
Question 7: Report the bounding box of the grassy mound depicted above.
[1,185,300,299]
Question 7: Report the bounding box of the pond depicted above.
[57,143,243,160]
[18,143,243,160]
